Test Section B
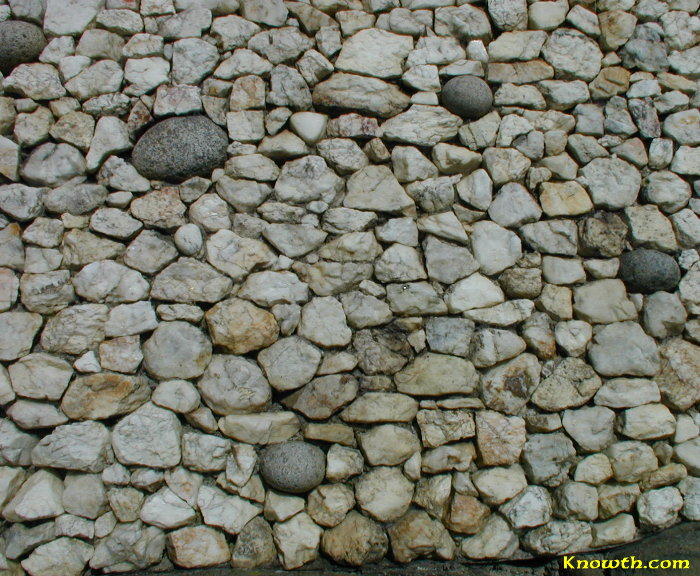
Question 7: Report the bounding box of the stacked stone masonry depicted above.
[0,0,698,574]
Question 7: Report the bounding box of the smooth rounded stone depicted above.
[259,441,325,494]
[132,115,228,183]
[0,21,46,74]
[619,249,681,294]
[440,75,493,120]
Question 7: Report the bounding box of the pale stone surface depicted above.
[589,322,660,377]
[3,470,64,522]
[0,0,697,569]
[112,403,181,469]
[219,412,300,444]
[273,512,322,569]
[167,526,230,568]
[21,537,93,576]
[143,321,211,380]
[355,467,414,522]
[322,511,388,566]
[197,485,261,535]
[198,354,271,415]
[395,353,478,396]
[31,421,111,473]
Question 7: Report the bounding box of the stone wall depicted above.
[0,0,698,574]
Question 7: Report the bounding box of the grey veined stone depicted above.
[259,441,325,493]
[619,249,681,294]
[440,75,493,120]
[0,21,46,74]
[132,115,228,183]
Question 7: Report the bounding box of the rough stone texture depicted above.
[0,21,46,75]
[619,249,682,294]
[259,441,326,494]
[132,116,228,183]
[0,0,697,571]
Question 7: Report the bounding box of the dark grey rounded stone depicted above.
[0,21,46,74]
[440,75,493,120]
[619,249,681,294]
[259,441,325,494]
[131,115,228,183]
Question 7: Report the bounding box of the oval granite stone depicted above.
[0,21,46,74]
[440,75,493,120]
[131,115,228,183]
[259,441,326,493]
[619,249,681,294]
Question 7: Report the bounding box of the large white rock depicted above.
[21,537,93,576]
[355,467,413,522]
[8,353,73,401]
[198,354,271,415]
[542,28,602,81]
[298,297,352,348]
[219,412,300,444]
[112,403,182,468]
[445,273,504,312]
[167,525,230,569]
[580,157,641,209]
[257,337,322,392]
[197,485,261,535]
[461,515,519,559]
[637,487,683,529]
[140,487,196,529]
[395,353,478,396]
[44,0,104,35]
[589,322,660,377]
[620,404,676,440]
[336,29,413,79]
[344,165,414,213]
[31,421,111,473]
[470,221,522,275]
[143,321,212,380]
[358,424,420,466]
[273,512,323,569]
[3,470,63,522]
[0,312,42,361]
[382,105,462,147]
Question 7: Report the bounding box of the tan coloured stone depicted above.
[322,511,388,566]
[475,410,526,466]
[205,298,279,354]
[61,373,150,420]
[167,526,230,568]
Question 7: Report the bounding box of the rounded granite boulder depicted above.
[440,75,493,120]
[619,249,681,294]
[0,21,46,74]
[131,115,228,183]
[259,441,326,494]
